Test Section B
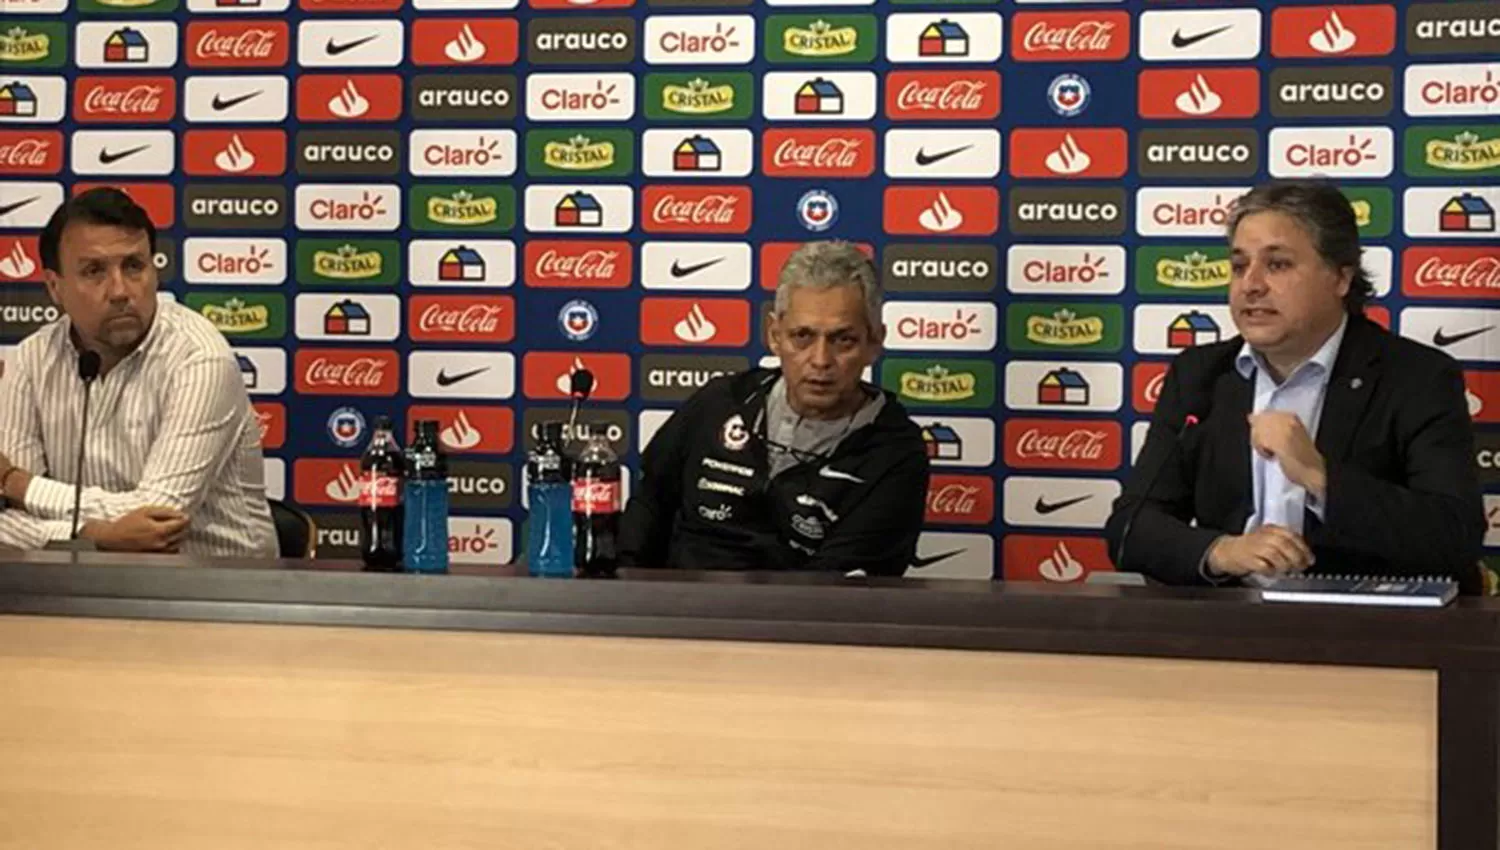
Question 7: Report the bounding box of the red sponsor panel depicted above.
[1011,11,1131,62]
[1003,419,1123,471]
[641,186,753,235]
[293,458,368,507]
[1271,5,1396,59]
[1138,68,1260,120]
[1468,371,1500,424]
[882,186,999,237]
[925,474,995,525]
[885,70,1001,121]
[293,348,401,396]
[639,297,751,346]
[411,20,519,66]
[406,406,514,454]
[1008,128,1128,179]
[761,128,876,178]
[1366,305,1390,330]
[73,76,176,124]
[300,0,404,10]
[1002,535,1113,583]
[759,241,873,290]
[0,235,42,283]
[181,130,288,177]
[408,294,516,343]
[1402,247,1500,300]
[296,75,404,123]
[1132,361,1169,414]
[253,402,286,450]
[523,239,632,289]
[531,0,633,7]
[0,130,61,176]
[521,352,631,401]
[73,183,174,229]
[186,21,291,68]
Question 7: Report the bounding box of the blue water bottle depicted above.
[402,419,450,574]
[526,421,574,577]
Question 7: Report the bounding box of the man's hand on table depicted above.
[1205,524,1314,579]
[0,451,31,508]
[81,507,189,553]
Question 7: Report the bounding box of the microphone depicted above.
[70,350,101,541]
[566,367,594,441]
[1111,412,1200,572]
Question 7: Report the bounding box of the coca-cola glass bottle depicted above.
[359,415,404,571]
[571,432,620,578]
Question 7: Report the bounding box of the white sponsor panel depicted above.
[1405,63,1500,118]
[1403,187,1500,240]
[644,15,756,65]
[1006,244,1126,295]
[69,129,175,176]
[526,73,636,122]
[762,71,878,121]
[263,458,285,502]
[185,237,287,286]
[295,293,401,342]
[188,0,292,13]
[524,184,634,234]
[408,129,517,178]
[414,0,518,9]
[641,242,753,291]
[1138,9,1262,62]
[1365,246,1393,298]
[408,351,516,399]
[1005,360,1124,413]
[234,347,287,396]
[75,22,180,70]
[0,181,64,228]
[885,13,1004,64]
[1399,307,1500,362]
[639,410,674,453]
[1132,304,1236,356]
[1003,476,1120,529]
[882,301,998,352]
[1268,126,1394,179]
[0,0,67,12]
[1131,421,1149,466]
[294,184,401,232]
[297,21,404,68]
[910,415,995,468]
[448,516,514,566]
[183,75,290,123]
[1135,186,1249,237]
[883,128,1001,179]
[408,239,516,288]
[907,531,993,580]
[642,128,754,178]
[0,76,65,124]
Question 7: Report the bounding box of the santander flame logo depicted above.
[328,79,369,119]
[554,356,589,395]
[673,303,717,343]
[0,241,35,280]
[1039,540,1085,582]
[918,191,964,233]
[445,24,487,63]
[1175,74,1222,116]
[214,134,256,173]
[441,410,482,450]
[1308,10,1356,55]
[1044,133,1091,175]
[324,465,361,503]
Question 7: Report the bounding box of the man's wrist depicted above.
[0,465,25,507]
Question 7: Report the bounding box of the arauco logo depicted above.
[295,129,402,177]
[527,17,636,66]
[183,184,287,230]
[1407,1,1500,56]
[1137,128,1260,179]
[1270,66,1394,118]
[882,243,997,293]
[411,74,518,122]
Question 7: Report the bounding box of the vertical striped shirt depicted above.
[0,299,277,557]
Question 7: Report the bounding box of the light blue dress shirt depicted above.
[1234,316,1348,535]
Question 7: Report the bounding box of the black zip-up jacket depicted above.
[618,369,929,576]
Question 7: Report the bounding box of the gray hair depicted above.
[1227,179,1374,314]
[774,240,882,333]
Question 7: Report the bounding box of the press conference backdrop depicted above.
[0,1,1495,579]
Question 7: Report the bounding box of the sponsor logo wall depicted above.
[0,2,1495,580]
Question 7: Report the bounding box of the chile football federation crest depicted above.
[1047,73,1091,118]
[797,189,839,233]
[559,299,600,342]
[327,406,367,449]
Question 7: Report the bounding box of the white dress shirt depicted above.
[0,299,277,557]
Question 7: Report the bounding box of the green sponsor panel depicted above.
[1134,245,1233,297]
[1006,303,1124,353]
[525,129,635,178]
[1404,125,1500,179]
[78,0,180,12]
[880,358,996,410]
[408,184,516,233]
[185,292,286,340]
[1341,187,1392,239]
[644,72,754,121]
[296,239,401,288]
[764,15,877,64]
[0,22,68,68]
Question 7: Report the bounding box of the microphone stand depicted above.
[45,350,102,553]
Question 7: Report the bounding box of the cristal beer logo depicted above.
[884,359,995,410]
[297,75,403,123]
[642,185,751,234]
[775,17,868,61]
[1411,128,1500,176]
[0,24,56,65]
[884,70,1000,121]
[924,474,994,525]
[761,128,874,178]
[1004,418,1122,471]
[0,129,60,175]
[186,21,289,68]
[74,76,175,123]
[294,348,399,396]
[523,239,631,289]
[408,294,515,343]
[1138,68,1260,121]
[541,133,619,173]
[1402,247,1500,299]
[1011,11,1129,62]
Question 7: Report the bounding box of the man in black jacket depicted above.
[619,241,928,575]
[1107,180,1486,593]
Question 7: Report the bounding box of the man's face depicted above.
[768,284,883,418]
[44,222,158,355]
[1228,210,1350,359]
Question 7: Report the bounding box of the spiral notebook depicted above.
[1249,574,1459,608]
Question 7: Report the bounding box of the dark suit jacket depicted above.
[1105,314,1486,595]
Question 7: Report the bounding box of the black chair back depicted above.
[268,499,317,559]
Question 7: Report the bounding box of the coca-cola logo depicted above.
[1013,12,1130,61]
[924,474,994,524]
[306,356,385,387]
[77,78,172,121]
[897,80,985,112]
[1015,428,1108,460]
[537,248,617,279]
[0,137,53,169]
[652,194,738,224]
[1417,257,1500,289]
[524,240,632,288]
[929,483,980,515]
[774,137,860,169]
[196,29,278,59]
[642,187,752,234]
[1145,372,1165,404]
[1003,419,1123,470]
[1022,21,1115,53]
[409,296,515,342]
[294,350,399,396]
[885,71,1001,120]
[419,303,503,333]
[1405,248,1500,298]
[186,22,288,68]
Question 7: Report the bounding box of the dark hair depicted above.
[1227,179,1375,314]
[39,186,158,274]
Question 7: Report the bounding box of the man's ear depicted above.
[764,307,780,353]
[1336,265,1354,299]
[42,270,62,308]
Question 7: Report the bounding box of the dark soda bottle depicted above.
[571,432,620,578]
[359,415,404,571]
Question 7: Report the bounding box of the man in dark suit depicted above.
[1106,180,1486,593]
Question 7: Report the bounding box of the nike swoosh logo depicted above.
[819,467,865,484]
[1035,494,1092,515]
[1433,326,1494,347]
[1171,25,1234,49]
[98,145,149,165]
[0,196,39,219]
[436,366,489,387]
[326,34,379,56]
[670,257,724,278]
[910,549,964,569]
[914,144,973,167]
[211,91,261,111]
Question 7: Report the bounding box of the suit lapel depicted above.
[1315,316,1381,463]
[1220,364,1254,531]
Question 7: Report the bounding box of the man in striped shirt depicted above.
[0,188,277,557]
